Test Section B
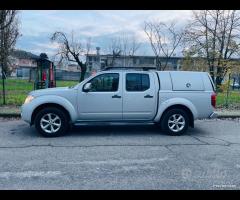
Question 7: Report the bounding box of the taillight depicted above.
[211,93,216,108]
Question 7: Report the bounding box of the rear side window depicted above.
[126,73,150,91]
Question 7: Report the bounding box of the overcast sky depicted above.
[16,10,193,58]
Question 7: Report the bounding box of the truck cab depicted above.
[77,70,158,121]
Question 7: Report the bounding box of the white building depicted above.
[8,49,39,79]
[86,48,182,73]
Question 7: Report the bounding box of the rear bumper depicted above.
[209,112,218,119]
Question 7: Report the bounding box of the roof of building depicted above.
[10,49,40,60]
[86,54,183,59]
[17,65,37,68]
[86,54,240,62]
[68,63,79,67]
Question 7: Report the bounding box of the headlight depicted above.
[24,95,34,104]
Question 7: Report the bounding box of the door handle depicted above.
[112,94,121,98]
[144,94,153,98]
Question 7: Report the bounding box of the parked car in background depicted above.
[21,67,217,137]
[230,82,240,90]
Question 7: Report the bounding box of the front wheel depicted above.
[35,107,69,137]
[161,109,189,136]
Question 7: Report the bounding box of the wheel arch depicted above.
[159,104,194,128]
[31,103,71,125]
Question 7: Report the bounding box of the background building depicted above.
[86,48,182,73]
[6,49,83,81]
[9,49,39,79]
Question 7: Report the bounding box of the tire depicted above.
[161,108,189,136]
[34,107,69,137]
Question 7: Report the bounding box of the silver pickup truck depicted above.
[21,68,217,137]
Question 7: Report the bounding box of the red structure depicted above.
[34,53,56,90]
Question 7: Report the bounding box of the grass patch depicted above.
[56,80,78,87]
[0,79,78,106]
[216,91,240,109]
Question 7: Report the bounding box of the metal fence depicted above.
[15,68,89,81]
[1,70,240,108]
[55,69,81,81]
[217,74,240,109]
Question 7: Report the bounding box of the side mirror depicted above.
[83,82,92,92]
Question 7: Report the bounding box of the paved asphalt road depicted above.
[0,118,240,190]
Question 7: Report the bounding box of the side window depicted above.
[87,73,119,92]
[126,73,150,91]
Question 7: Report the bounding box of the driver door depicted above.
[78,72,123,121]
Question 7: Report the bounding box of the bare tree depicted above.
[121,34,141,67]
[144,21,183,70]
[107,37,121,67]
[120,33,141,57]
[85,37,92,70]
[181,51,208,72]
[0,10,17,31]
[107,33,141,67]
[0,10,19,104]
[51,31,91,82]
[108,37,121,55]
[183,10,240,88]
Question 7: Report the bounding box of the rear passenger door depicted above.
[123,72,157,120]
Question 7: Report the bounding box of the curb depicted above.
[217,115,240,119]
[0,113,240,119]
[0,113,21,118]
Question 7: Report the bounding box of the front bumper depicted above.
[21,104,32,124]
[209,112,218,119]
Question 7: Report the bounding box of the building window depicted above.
[133,58,138,64]
[16,69,22,77]
[139,57,155,65]
[101,63,106,69]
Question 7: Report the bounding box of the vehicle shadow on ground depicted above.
[17,121,205,138]
[67,124,203,137]
[69,124,165,136]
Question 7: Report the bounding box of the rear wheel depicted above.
[161,108,189,136]
[35,107,69,137]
